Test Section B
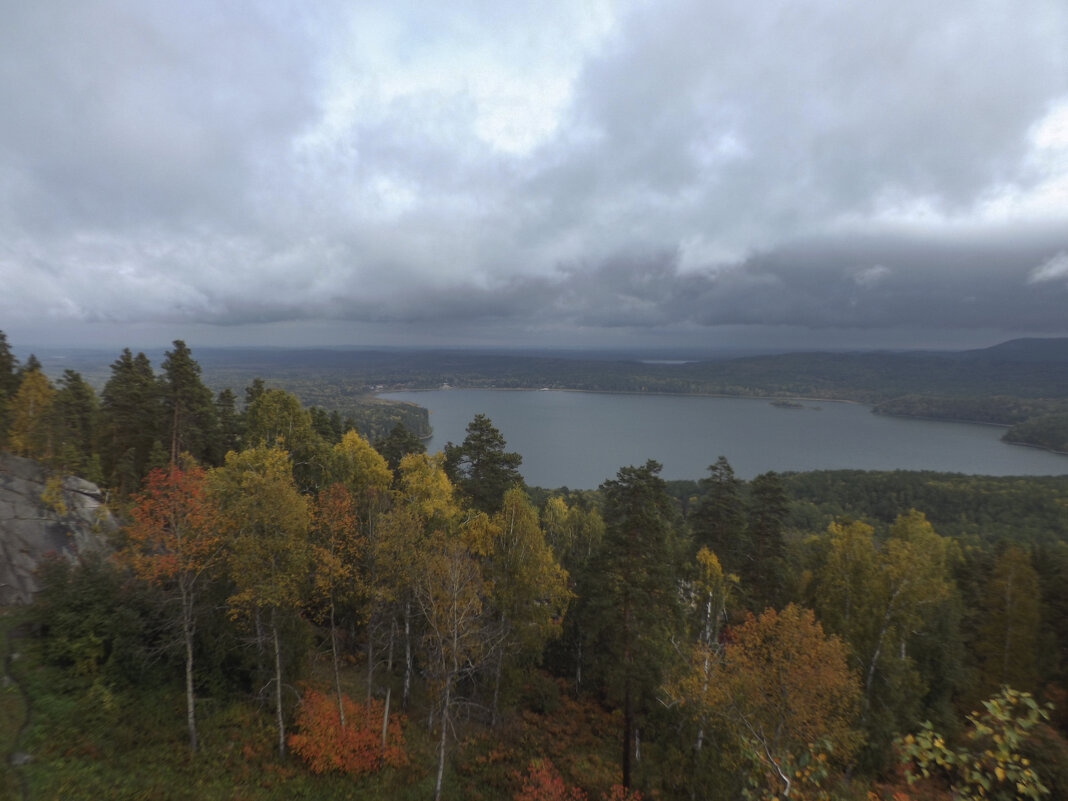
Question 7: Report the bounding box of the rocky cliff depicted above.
[0,453,116,605]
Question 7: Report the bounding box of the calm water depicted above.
[381,389,1068,489]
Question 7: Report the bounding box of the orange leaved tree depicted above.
[288,687,406,775]
[680,604,863,799]
[122,462,220,754]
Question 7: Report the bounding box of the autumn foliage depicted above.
[513,759,643,801]
[287,689,407,776]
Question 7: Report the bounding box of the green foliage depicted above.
[243,388,328,492]
[40,473,68,516]
[98,349,163,495]
[8,368,55,460]
[782,470,1068,548]
[874,395,1068,426]
[973,547,1042,699]
[443,413,524,514]
[374,421,427,473]
[213,387,241,458]
[160,340,218,465]
[582,460,686,788]
[52,369,99,476]
[30,552,171,689]
[899,688,1052,801]
[0,329,20,445]
[743,471,789,608]
[691,456,746,573]
[1005,412,1068,453]
[807,512,959,771]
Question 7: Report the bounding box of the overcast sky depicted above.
[2,1,1067,353]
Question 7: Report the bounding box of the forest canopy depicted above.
[2,331,1068,801]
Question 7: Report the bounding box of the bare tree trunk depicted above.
[330,597,345,727]
[255,608,265,674]
[183,594,197,755]
[575,637,582,690]
[381,686,392,749]
[366,610,375,704]
[387,616,396,673]
[403,599,413,710]
[622,591,632,789]
[272,613,286,758]
[434,679,451,801]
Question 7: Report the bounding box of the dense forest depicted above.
[2,331,1068,800]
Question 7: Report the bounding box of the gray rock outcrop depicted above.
[0,453,116,605]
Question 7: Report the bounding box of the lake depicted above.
[380,389,1068,489]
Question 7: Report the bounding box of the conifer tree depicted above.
[691,456,746,572]
[160,340,217,465]
[744,470,789,607]
[443,413,523,514]
[0,330,20,445]
[373,422,426,474]
[52,369,98,477]
[214,388,241,459]
[582,460,686,790]
[99,349,162,495]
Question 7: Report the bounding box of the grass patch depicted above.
[6,631,446,801]
[1,607,30,801]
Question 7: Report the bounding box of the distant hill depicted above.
[959,337,1068,363]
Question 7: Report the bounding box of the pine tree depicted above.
[160,340,217,465]
[373,422,427,474]
[52,369,98,476]
[0,330,20,445]
[99,349,162,495]
[443,413,523,514]
[582,460,686,790]
[691,456,746,571]
[744,471,789,608]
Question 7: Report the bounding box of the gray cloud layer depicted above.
[2,1,1067,348]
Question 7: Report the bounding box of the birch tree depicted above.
[209,445,310,757]
[122,462,220,754]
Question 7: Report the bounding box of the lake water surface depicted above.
[381,389,1068,489]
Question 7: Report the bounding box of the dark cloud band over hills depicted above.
[2,1,1066,350]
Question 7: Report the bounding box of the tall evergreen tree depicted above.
[99,349,162,495]
[443,413,523,514]
[0,330,20,446]
[214,388,242,460]
[52,369,98,477]
[17,353,42,377]
[582,460,686,790]
[744,471,789,607]
[373,422,427,474]
[691,456,746,569]
[160,340,217,465]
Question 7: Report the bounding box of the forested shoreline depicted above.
[2,331,1068,800]
[18,337,1068,454]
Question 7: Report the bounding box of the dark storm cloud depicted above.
[1,1,1066,348]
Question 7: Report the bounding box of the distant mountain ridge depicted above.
[960,337,1068,362]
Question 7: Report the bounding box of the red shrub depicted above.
[287,689,407,775]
